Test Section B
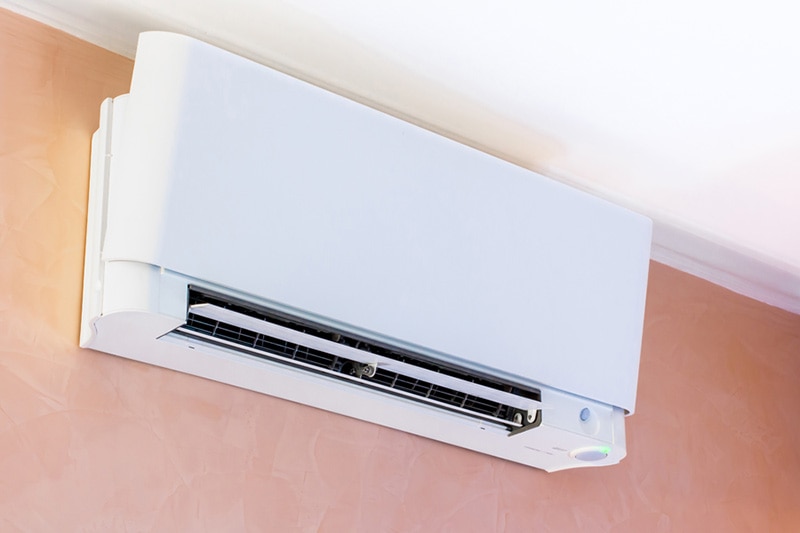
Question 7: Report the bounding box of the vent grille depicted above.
[174,287,541,431]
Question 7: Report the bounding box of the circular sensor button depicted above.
[570,447,610,462]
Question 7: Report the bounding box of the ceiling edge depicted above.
[0,1,136,57]
[652,224,800,314]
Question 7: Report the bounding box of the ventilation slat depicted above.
[175,288,542,432]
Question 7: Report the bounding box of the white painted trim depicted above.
[651,222,800,315]
[0,1,137,56]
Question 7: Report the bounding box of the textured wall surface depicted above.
[2,8,800,531]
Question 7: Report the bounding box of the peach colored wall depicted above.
[2,8,800,531]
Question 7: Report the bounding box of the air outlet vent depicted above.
[170,288,542,432]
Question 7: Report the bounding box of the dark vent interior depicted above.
[176,287,541,431]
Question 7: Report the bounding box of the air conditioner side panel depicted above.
[103,32,651,414]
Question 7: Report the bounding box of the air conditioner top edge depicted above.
[100,31,651,414]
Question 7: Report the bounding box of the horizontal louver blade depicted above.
[171,288,542,431]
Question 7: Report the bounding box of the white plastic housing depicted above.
[81,32,651,472]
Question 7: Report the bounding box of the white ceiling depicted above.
[5,0,799,313]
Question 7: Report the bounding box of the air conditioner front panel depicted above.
[102,32,651,414]
[84,33,652,471]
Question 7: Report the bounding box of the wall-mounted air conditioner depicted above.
[80,32,651,472]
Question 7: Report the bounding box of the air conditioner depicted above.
[80,32,651,472]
